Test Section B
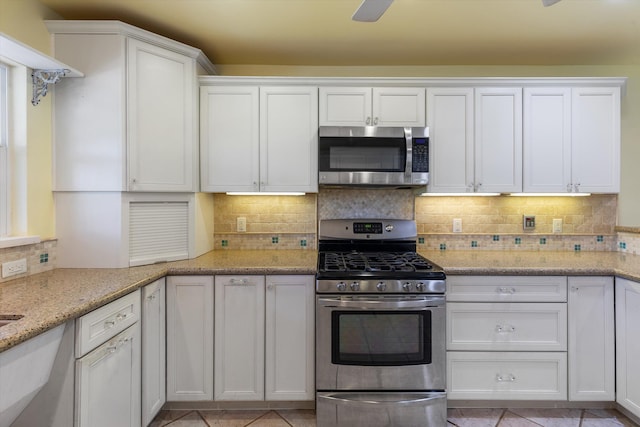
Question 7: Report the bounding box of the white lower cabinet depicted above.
[214,275,315,401]
[166,276,214,401]
[447,275,615,403]
[142,278,166,426]
[265,275,315,400]
[214,275,266,400]
[74,290,141,427]
[448,351,567,400]
[616,277,640,417]
[568,276,615,401]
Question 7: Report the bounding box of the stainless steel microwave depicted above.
[318,126,429,188]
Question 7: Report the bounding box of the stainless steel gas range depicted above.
[315,219,447,427]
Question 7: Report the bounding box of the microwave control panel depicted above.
[412,137,429,172]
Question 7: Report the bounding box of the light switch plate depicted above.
[237,217,247,232]
[2,258,27,278]
[553,218,563,233]
[453,218,462,233]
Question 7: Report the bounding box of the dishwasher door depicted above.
[75,324,141,427]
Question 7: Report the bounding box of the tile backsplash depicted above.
[0,239,56,283]
[0,192,630,280]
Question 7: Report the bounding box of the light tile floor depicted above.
[151,407,638,427]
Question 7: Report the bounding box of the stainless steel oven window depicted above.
[331,310,431,366]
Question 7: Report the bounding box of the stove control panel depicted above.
[318,279,446,294]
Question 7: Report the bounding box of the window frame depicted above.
[0,62,8,237]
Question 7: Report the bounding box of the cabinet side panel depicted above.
[52,34,126,191]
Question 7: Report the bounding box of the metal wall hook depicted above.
[31,69,69,106]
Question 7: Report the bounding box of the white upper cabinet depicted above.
[571,87,620,193]
[260,86,319,192]
[200,84,318,193]
[47,21,214,192]
[474,87,523,193]
[319,87,426,127]
[523,87,620,193]
[427,87,522,193]
[426,88,474,193]
[200,86,260,192]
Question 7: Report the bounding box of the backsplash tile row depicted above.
[415,194,617,235]
[0,240,56,283]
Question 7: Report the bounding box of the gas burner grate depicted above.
[321,251,434,273]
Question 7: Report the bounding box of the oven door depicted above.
[316,295,446,391]
[317,391,447,427]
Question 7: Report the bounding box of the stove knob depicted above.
[416,282,425,292]
[376,282,387,292]
[350,282,360,291]
[403,282,413,292]
[336,282,347,292]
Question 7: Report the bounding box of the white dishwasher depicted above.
[74,289,141,427]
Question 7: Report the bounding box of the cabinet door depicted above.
[426,88,474,193]
[142,278,166,426]
[474,87,523,193]
[214,276,265,400]
[523,87,572,193]
[127,38,196,192]
[568,276,614,401]
[75,324,141,427]
[616,277,640,416]
[265,275,315,400]
[166,276,214,401]
[372,87,426,127]
[319,87,372,126]
[571,87,620,193]
[260,86,318,192]
[200,86,260,192]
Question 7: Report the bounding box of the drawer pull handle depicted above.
[116,313,127,321]
[495,324,516,333]
[230,278,250,285]
[496,374,516,382]
[497,287,516,295]
[104,320,116,328]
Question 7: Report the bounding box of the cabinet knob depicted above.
[574,183,581,192]
[373,117,379,125]
[567,183,573,193]
[366,117,371,125]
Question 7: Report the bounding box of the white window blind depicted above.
[129,201,189,266]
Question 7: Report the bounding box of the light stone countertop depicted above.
[2,248,640,353]
[0,250,317,353]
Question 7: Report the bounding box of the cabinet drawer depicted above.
[76,289,141,357]
[447,351,567,401]
[447,276,567,302]
[447,302,567,351]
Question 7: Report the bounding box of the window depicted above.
[0,63,8,237]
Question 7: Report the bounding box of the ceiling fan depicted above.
[352,0,562,22]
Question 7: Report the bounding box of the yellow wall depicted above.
[0,0,61,238]
[2,0,639,242]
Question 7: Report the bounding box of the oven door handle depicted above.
[317,297,444,310]
[318,392,446,408]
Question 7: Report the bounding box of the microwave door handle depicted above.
[405,127,413,183]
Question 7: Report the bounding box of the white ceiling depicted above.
[38,0,640,67]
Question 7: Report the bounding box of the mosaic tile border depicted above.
[419,233,617,252]
[213,233,317,250]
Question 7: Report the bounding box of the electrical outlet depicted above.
[2,258,27,278]
[453,218,462,233]
[237,217,247,232]
[553,218,563,233]
[523,215,536,230]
